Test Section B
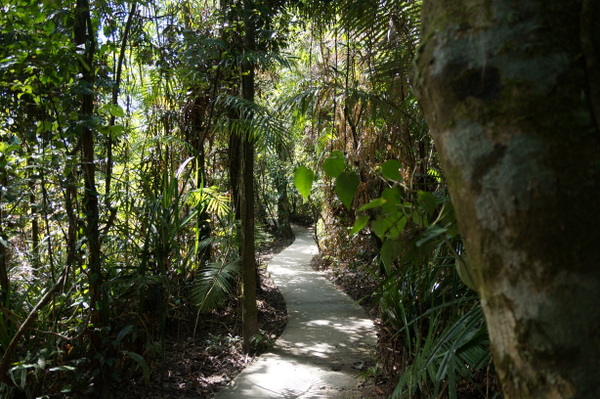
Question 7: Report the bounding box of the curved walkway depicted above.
[213,226,377,399]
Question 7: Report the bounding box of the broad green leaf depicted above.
[418,191,437,216]
[109,124,125,135]
[191,261,240,313]
[108,104,125,117]
[380,238,402,269]
[381,159,403,181]
[335,171,360,209]
[350,215,369,235]
[371,211,407,240]
[35,120,53,133]
[294,165,314,199]
[371,214,388,239]
[381,187,402,213]
[322,150,345,178]
[100,103,125,117]
[358,197,387,211]
[388,212,407,239]
[0,142,19,154]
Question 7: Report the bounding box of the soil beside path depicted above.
[213,225,378,399]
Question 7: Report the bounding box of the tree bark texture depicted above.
[75,0,109,395]
[240,0,259,353]
[75,0,103,326]
[414,1,600,398]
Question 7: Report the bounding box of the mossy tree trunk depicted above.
[414,1,600,397]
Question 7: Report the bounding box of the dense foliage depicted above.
[0,0,497,397]
[288,3,496,396]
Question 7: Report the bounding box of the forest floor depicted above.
[112,237,292,398]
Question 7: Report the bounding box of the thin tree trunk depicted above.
[0,163,9,305]
[240,0,259,353]
[414,1,600,397]
[190,97,212,265]
[229,131,242,220]
[28,177,39,268]
[274,160,294,240]
[74,0,108,394]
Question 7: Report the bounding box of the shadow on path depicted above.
[213,226,377,398]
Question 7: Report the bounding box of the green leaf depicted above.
[294,165,315,199]
[428,167,443,183]
[418,191,437,216]
[109,124,125,135]
[350,215,369,235]
[388,212,407,239]
[371,211,407,240]
[124,351,150,385]
[380,238,402,269]
[335,171,360,209]
[191,261,240,313]
[176,156,195,178]
[101,104,125,117]
[416,225,448,247]
[358,197,387,211]
[322,150,345,178]
[0,142,19,154]
[456,253,477,291]
[381,187,402,213]
[381,159,403,181]
[370,214,387,239]
[116,324,134,344]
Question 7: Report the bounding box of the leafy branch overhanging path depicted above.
[214,226,377,398]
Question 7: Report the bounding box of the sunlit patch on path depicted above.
[213,226,377,398]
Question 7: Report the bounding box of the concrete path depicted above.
[213,226,377,399]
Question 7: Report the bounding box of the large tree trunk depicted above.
[414,1,600,397]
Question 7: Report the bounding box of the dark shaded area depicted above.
[107,239,291,399]
[449,64,502,101]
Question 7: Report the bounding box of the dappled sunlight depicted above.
[214,226,377,398]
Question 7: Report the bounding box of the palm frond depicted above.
[189,185,231,218]
[429,304,489,380]
[291,0,340,31]
[214,94,292,156]
[191,260,240,314]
